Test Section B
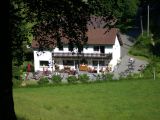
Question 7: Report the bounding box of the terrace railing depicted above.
[52,52,112,59]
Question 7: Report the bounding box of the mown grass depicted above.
[14,79,160,120]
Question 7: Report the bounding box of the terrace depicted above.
[52,52,112,59]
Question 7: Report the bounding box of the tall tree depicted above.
[5,1,90,119]
[24,0,91,52]
[88,0,140,30]
[0,1,19,119]
[139,0,160,56]
[11,0,33,66]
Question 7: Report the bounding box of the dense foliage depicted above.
[24,0,91,52]
[88,0,140,30]
[10,0,33,65]
[67,75,78,84]
[51,75,62,84]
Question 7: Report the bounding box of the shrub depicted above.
[12,79,22,88]
[78,74,89,83]
[67,75,78,84]
[96,73,114,81]
[37,77,49,85]
[129,32,153,58]
[12,65,21,80]
[51,75,62,84]
[106,73,114,80]
[95,74,102,81]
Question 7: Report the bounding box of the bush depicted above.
[51,75,62,84]
[96,73,114,81]
[37,77,49,85]
[12,65,21,80]
[12,79,22,88]
[78,74,89,83]
[106,73,114,80]
[67,75,78,84]
[142,58,160,79]
[129,32,153,58]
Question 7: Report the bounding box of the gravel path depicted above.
[113,33,148,79]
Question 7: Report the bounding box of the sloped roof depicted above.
[32,16,123,48]
[87,28,118,45]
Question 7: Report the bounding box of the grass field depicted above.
[13,79,160,120]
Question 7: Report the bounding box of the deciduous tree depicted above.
[24,0,91,52]
[88,0,140,30]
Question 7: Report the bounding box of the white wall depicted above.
[53,45,115,55]
[105,45,113,54]
[53,45,94,54]
[109,36,121,71]
[53,46,69,53]
[83,45,94,53]
[33,35,121,72]
[33,50,53,72]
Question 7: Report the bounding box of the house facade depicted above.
[32,28,122,73]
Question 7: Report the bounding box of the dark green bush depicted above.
[128,32,154,58]
[106,73,114,80]
[38,77,49,85]
[95,74,102,81]
[78,74,89,83]
[96,73,114,81]
[67,75,78,84]
[12,79,22,88]
[51,75,62,84]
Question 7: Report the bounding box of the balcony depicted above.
[52,52,112,59]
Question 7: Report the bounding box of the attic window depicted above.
[94,46,99,51]
[59,46,63,51]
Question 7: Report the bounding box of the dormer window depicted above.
[94,46,105,53]
[94,46,99,51]
[59,46,63,51]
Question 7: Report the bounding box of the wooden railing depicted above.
[52,52,112,59]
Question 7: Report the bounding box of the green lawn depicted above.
[13,79,160,120]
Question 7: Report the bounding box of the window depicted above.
[63,60,74,66]
[100,46,105,53]
[94,46,105,53]
[80,59,88,64]
[94,46,99,51]
[99,61,105,66]
[92,61,105,66]
[40,61,49,66]
[59,46,63,51]
[92,61,98,66]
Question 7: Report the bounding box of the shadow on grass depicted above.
[17,116,29,120]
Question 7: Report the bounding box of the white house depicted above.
[32,28,122,73]
[32,16,123,73]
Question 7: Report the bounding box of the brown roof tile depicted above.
[32,16,122,48]
[87,28,118,45]
[32,28,122,48]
